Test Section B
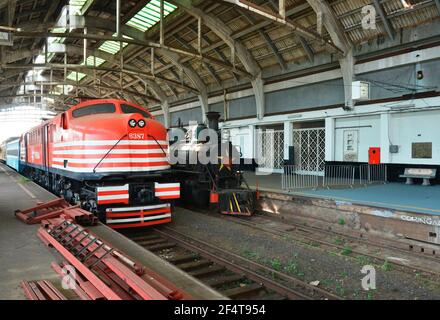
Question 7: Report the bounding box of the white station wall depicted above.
[334,115,381,163]
[333,110,440,165]
[229,127,252,159]
[389,109,440,165]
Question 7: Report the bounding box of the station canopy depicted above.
[0,0,437,119]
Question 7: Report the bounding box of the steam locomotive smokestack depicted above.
[206,112,220,131]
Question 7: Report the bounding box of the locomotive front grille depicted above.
[105,203,172,229]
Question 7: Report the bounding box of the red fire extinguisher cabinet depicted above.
[369,147,381,165]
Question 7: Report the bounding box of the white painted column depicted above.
[252,76,265,119]
[248,124,256,160]
[380,113,391,163]
[283,121,293,161]
[162,100,170,129]
[325,117,335,161]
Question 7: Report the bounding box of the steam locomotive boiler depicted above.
[169,112,257,216]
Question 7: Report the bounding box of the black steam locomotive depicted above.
[169,112,257,216]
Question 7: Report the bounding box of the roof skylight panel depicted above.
[99,34,131,54]
[65,56,105,82]
[67,71,87,82]
[85,56,106,66]
[58,1,178,83]
[69,0,91,15]
[126,0,177,32]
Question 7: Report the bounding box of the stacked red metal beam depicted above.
[37,219,188,300]
[15,198,97,226]
[15,198,71,224]
[21,280,67,300]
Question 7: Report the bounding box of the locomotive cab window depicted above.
[72,103,116,118]
[120,104,151,118]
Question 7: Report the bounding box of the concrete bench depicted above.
[399,168,437,186]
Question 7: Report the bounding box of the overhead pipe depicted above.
[160,0,164,45]
[116,0,121,37]
[116,0,123,88]
[83,27,87,65]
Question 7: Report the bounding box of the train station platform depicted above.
[293,184,440,216]
[244,171,440,216]
[244,170,440,245]
[0,163,59,299]
[0,163,224,300]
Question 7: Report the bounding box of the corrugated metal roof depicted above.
[3,0,440,109]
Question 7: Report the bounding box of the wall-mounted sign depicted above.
[343,130,359,162]
[412,142,432,159]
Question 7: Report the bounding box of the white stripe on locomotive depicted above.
[97,185,129,192]
[53,149,168,155]
[53,157,169,164]
[54,140,168,148]
[98,194,129,201]
[51,165,171,172]
[106,203,170,213]
[106,214,171,224]
[154,183,180,189]
[155,191,180,197]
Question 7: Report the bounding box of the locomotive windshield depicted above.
[72,103,116,118]
[120,104,151,118]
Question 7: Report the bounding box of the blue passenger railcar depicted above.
[6,139,20,171]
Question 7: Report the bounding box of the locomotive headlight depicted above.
[138,119,146,128]
[129,119,137,128]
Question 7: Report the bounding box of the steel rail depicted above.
[250,213,440,275]
[197,209,440,279]
[154,226,342,300]
[256,212,440,262]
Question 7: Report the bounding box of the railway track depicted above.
[256,211,440,261]
[200,209,440,279]
[123,227,342,300]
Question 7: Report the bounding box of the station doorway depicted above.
[256,125,284,174]
[292,121,325,176]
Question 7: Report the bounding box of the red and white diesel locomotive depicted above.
[18,99,180,229]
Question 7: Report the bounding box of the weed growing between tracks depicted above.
[381,260,393,272]
[239,234,440,299]
[242,249,306,280]
[169,208,440,300]
[341,246,353,255]
[241,232,440,300]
